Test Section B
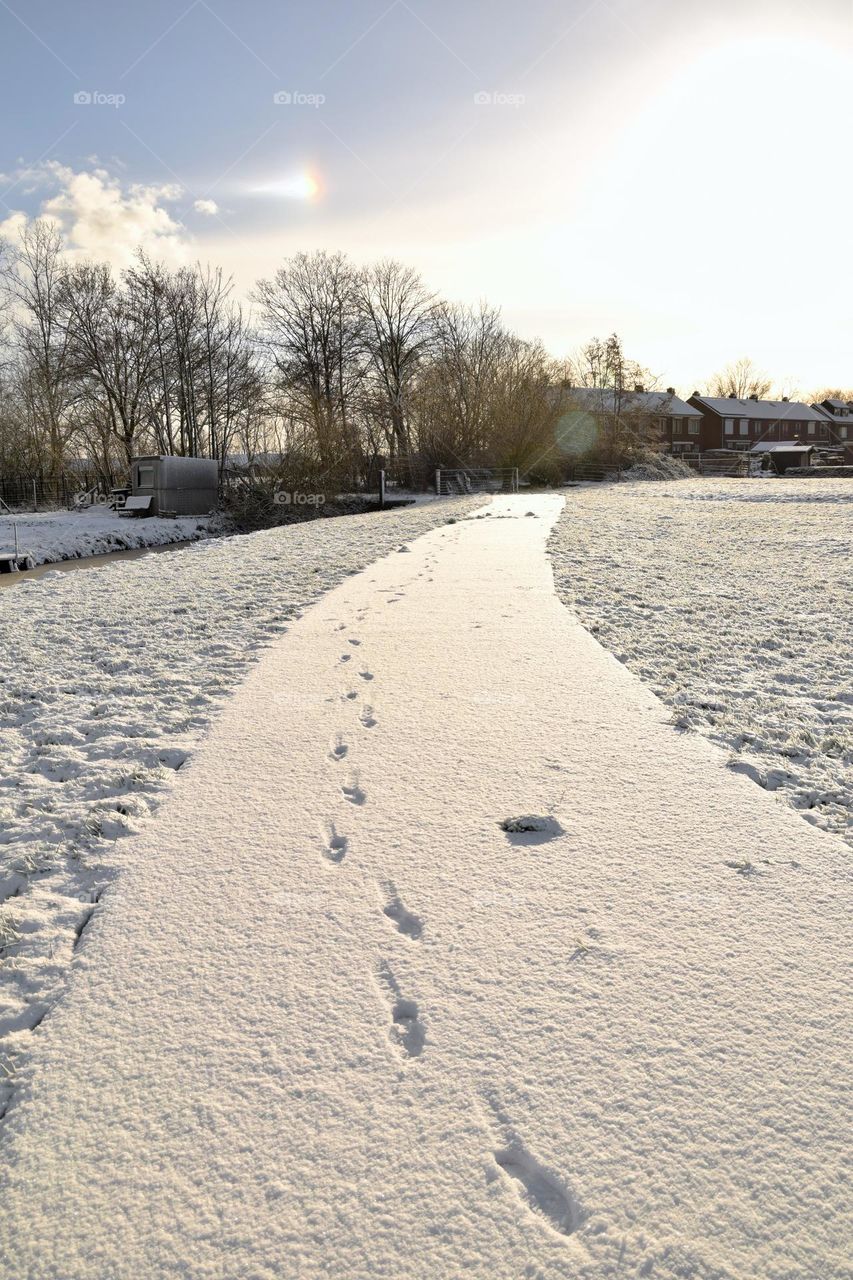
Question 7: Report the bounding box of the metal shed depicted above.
[750,442,815,475]
[129,455,219,516]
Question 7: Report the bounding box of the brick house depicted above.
[686,395,828,453]
[562,386,703,453]
[811,399,853,462]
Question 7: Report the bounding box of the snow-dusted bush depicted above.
[622,451,694,482]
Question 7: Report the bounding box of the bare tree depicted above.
[563,333,661,458]
[706,356,772,399]
[810,386,853,404]
[255,251,366,483]
[0,220,76,474]
[412,302,507,468]
[355,260,436,473]
[60,260,161,469]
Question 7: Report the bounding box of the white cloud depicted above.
[193,198,219,216]
[0,211,30,242]
[1,162,193,268]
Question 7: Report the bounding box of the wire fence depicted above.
[562,462,624,482]
[681,453,750,477]
[0,473,110,511]
[435,467,520,496]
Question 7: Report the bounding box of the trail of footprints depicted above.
[321,621,427,1066]
[320,593,579,1241]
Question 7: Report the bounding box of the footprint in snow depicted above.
[359,705,377,729]
[342,773,367,805]
[340,653,352,663]
[483,1096,583,1237]
[320,821,348,863]
[492,1144,580,1236]
[348,638,362,646]
[359,670,375,682]
[381,882,423,940]
[328,734,348,762]
[376,960,425,1058]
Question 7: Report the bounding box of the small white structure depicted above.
[127,455,219,517]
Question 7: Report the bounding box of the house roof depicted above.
[692,396,824,422]
[750,442,814,454]
[814,400,853,418]
[564,387,702,417]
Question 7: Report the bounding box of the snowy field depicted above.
[550,477,853,849]
[0,507,215,567]
[0,496,483,1116]
[2,494,849,1280]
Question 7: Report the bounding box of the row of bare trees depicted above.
[0,222,262,482]
[253,250,568,485]
[1,221,820,493]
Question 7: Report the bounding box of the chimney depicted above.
[749,393,759,401]
[781,396,789,402]
[666,387,675,396]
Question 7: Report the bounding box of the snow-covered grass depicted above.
[0,507,216,567]
[2,494,849,1279]
[0,496,484,1114]
[549,476,853,845]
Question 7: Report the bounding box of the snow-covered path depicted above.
[2,495,849,1280]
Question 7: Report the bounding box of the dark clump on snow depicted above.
[500,814,564,844]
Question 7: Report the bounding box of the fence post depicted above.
[435,469,441,496]
[33,480,38,512]
[379,469,386,509]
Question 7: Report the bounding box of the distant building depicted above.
[687,395,827,453]
[811,399,853,461]
[561,385,702,453]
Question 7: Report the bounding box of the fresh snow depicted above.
[0,507,215,567]
[1,493,849,1280]
[0,496,485,1118]
[549,477,853,849]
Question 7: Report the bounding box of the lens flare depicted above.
[250,171,320,201]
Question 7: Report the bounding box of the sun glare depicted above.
[250,170,321,202]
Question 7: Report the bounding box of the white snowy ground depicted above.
[0,507,214,566]
[1,495,849,1280]
[549,477,853,849]
[0,497,484,1119]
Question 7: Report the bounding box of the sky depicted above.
[0,0,851,395]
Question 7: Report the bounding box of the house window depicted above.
[808,423,815,435]
[137,465,155,488]
[672,417,683,434]
[724,420,734,435]
[688,421,699,435]
[739,421,748,436]
[841,426,849,439]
